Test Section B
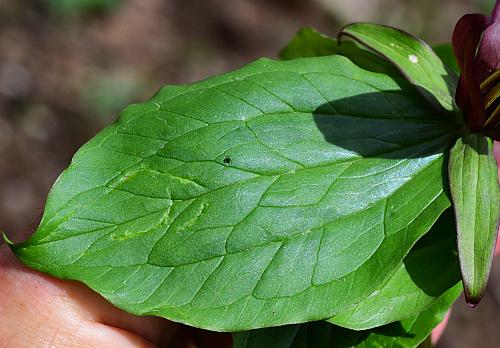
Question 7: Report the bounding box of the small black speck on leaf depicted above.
[223,156,231,164]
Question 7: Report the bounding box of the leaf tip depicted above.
[463,286,485,307]
[2,231,13,246]
[2,231,30,257]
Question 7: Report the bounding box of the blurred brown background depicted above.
[0,0,499,347]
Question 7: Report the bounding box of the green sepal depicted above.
[448,133,500,305]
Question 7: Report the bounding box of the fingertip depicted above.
[431,309,451,344]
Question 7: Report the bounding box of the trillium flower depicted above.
[453,1,499,139]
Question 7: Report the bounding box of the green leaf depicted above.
[10,55,459,331]
[432,44,460,76]
[280,30,462,330]
[448,133,500,305]
[233,283,461,348]
[328,209,460,330]
[279,27,396,74]
[279,27,339,59]
[338,23,458,113]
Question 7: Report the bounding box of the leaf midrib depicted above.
[32,126,450,250]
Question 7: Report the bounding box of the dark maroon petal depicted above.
[452,14,489,130]
[476,1,500,84]
[455,74,471,121]
[452,14,489,71]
